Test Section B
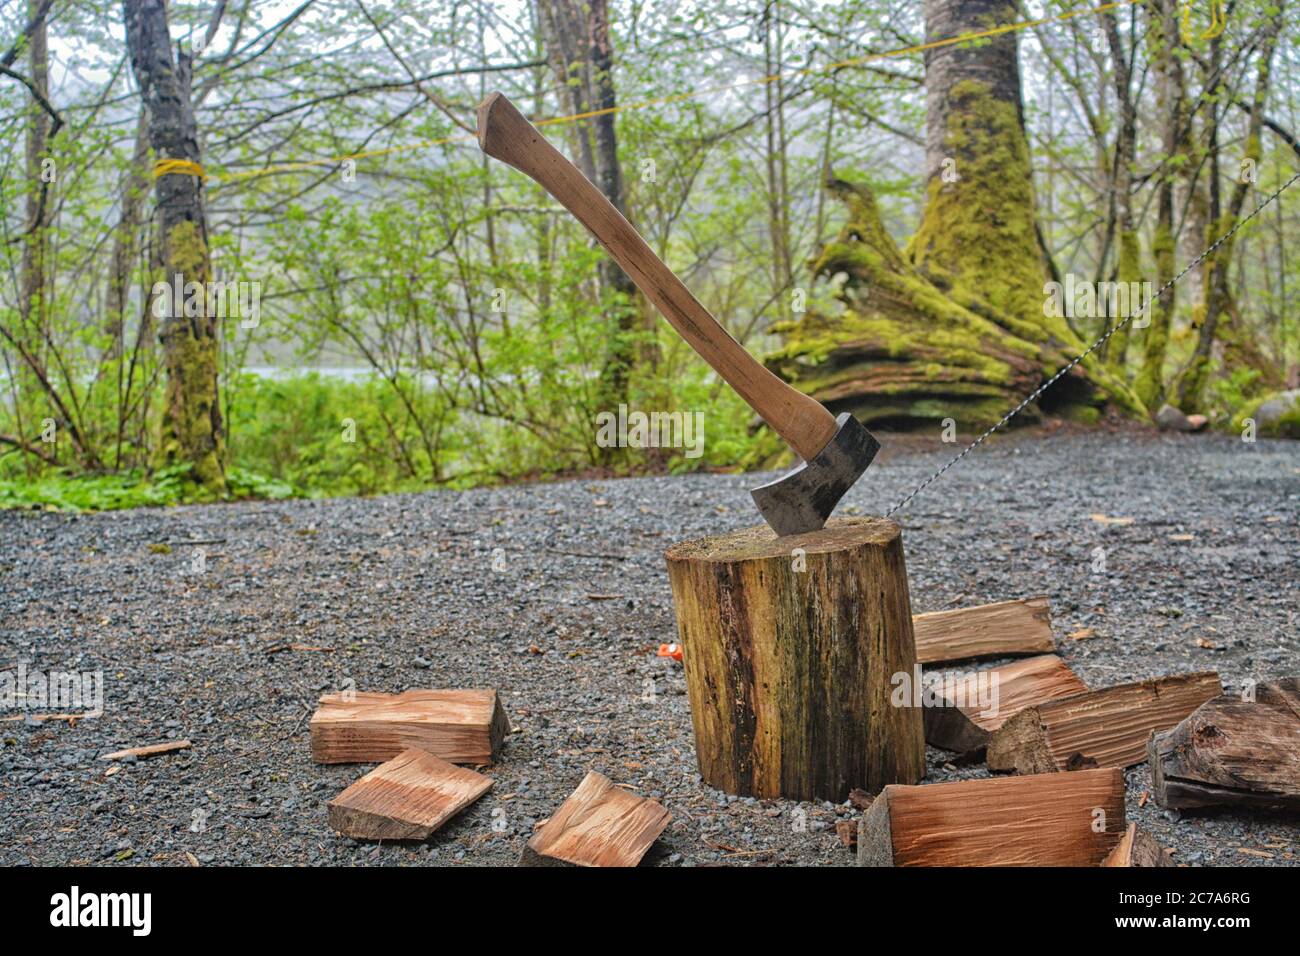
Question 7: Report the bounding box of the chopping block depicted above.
[665,516,924,801]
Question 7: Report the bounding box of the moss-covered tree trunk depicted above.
[124,0,226,494]
[768,0,1140,429]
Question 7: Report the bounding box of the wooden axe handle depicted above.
[476,92,837,462]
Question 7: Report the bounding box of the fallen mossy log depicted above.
[766,180,1143,431]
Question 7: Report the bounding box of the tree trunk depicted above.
[1101,9,1140,370]
[763,3,793,309]
[1176,4,1283,412]
[769,0,1140,430]
[106,109,149,348]
[536,0,641,421]
[123,0,226,493]
[12,0,50,474]
[1133,0,1184,411]
[18,0,49,340]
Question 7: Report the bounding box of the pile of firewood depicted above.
[302,595,1295,867]
[309,687,669,866]
[858,596,1299,866]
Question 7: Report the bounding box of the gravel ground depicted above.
[1,424,1296,867]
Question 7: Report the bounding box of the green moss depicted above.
[1234,390,1300,440]
[909,81,1042,324]
[1058,404,1101,425]
[156,220,227,495]
[1107,228,1142,368]
[767,73,1153,432]
[1275,408,1300,440]
[1135,223,1175,411]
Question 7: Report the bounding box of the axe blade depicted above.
[750,413,880,536]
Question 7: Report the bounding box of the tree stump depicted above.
[664,516,924,801]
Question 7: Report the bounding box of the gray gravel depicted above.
[1,425,1296,867]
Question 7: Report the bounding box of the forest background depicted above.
[1,0,1296,510]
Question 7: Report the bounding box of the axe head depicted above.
[750,413,880,536]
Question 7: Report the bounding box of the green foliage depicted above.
[2,0,1296,517]
[225,372,448,497]
[1209,368,1263,422]
[0,462,293,512]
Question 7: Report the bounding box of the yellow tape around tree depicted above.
[153,158,208,181]
[1181,0,1226,44]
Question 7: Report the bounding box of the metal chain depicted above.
[886,167,1300,517]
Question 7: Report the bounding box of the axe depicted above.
[476,93,878,536]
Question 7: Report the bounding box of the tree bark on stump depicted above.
[664,516,924,801]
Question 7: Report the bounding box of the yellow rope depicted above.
[212,0,1147,188]
[1181,0,1226,44]
[153,158,208,181]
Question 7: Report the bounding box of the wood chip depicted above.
[836,818,858,850]
[328,747,493,840]
[520,771,670,867]
[310,689,509,765]
[911,596,1055,665]
[858,768,1125,867]
[1101,823,1173,867]
[847,788,875,810]
[1,712,85,724]
[1089,514,1134,526]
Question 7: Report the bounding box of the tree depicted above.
[536,0,641,417]
[123,0,226,493]
[1132,0,1185,413]
[1175,1,1285,412]
[768,0,1141,429]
